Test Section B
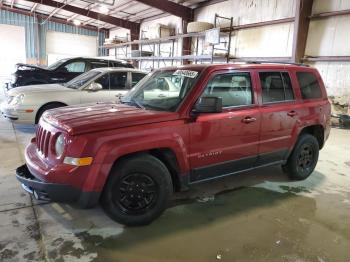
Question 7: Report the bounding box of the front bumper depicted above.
[0,102,36,124]
[0,101,19,121]
[16,164,99,208]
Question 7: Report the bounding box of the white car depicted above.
[0,68,147,124]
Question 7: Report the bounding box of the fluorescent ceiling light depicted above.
[73,20,81,26]
[99,5,109,14]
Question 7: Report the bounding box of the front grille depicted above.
[36,125,52,157]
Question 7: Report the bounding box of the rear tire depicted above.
[282,134,319,180]
[101,154,173,226]
[35,103,66,124]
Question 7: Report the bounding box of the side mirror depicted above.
[87,82,103,92]
[194,97,222,113]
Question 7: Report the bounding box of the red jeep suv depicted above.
[16,63,331,226]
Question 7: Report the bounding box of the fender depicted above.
[86,132,190,192]
[288,111,327,153]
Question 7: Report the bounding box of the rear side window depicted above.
[90,61,108,69]
[259,72,294,103]
[113,62,134,68]
[296,72,322,99]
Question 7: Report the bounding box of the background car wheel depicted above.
[282,134,319,180]
[35,102,66,124]
[101,154,173,226]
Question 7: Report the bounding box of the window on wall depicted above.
[296,72,322,99]
[200,72,253,107]
[259,72,295,103]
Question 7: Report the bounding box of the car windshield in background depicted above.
[47,59,69,70]
[122,69,201,112]
[65,70,101,89]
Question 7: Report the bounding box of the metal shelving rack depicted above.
[102,14,234,69]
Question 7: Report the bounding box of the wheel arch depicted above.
[35,101,68,124]
[298,124,325,149]
[104,148,185,194]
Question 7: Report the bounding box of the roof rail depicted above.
[245,60,310,67]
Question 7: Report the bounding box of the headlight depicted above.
[9,94,24,105]
[55,134,65,158]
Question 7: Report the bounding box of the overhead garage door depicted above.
[46,31,97,65]
[0,24,26,87]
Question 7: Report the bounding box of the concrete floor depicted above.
[0,115,349,261]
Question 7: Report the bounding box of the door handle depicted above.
[158,94,166,98]
[287,110,297,117]
[242,116,257,124]
[115,93,122,97]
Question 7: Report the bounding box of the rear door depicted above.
[257,71,299,164]
[189,70,261,182]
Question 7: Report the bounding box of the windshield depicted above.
[64,70,101,89]
[122,69,201,112]
[47,58,69,70]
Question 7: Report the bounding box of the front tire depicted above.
[282,134,319,180]
[101,154,173,226]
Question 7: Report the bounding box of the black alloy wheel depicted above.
[113,173,158,215]
[282,134,319,180]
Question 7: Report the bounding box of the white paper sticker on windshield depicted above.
[173,70,198,78]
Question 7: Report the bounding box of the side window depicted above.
[260,72,295,103]
[201,72,253,107]
[90,61,108,69]
[109,72,128,90]
[63,61,86,73]
[94,74,110,90]
[297,72,322,99]
[132,73,146,87]
[282,72,294,100]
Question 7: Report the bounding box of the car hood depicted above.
[15,63,48,71]
[43,102,180,135]
[8,84,73,96]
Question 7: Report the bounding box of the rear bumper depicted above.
[16,164,99,208]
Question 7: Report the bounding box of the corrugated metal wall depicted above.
[0,9,107,65]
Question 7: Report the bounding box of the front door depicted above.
[189,71,261,182]
[108,71,129,102]
[54,60,87,83]
[80,73,111,103]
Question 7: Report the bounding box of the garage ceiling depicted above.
[0,0,210,29]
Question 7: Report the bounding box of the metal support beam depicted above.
[30,3,38,12]
[311,9,350,19]
[42,0,73,24]
[24,0,140,31]
[134,0,193,21]
[182,19,191,64]
[292,0,314,63]
[0,3,106,31]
